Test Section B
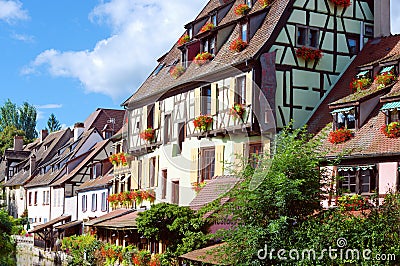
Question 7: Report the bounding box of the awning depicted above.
[55,220,82,231]
[380,65,394,73]
[29,215,71,233]
[338,165,375,172]
[330,107,354,114]
[356,70,369,78]
[381,101,400,111]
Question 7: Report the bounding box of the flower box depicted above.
[193,114,213,132]
[178,34,190,46]
[192,181,207,193]
[337,195,370,211]
[139,128,156,142]
[194,52,213,66]
[258,0,270,8]
[108,153,128,166]
[329,0,351,8]
[374,72,397,88]
[349,77,372,92]
[170,65,185,79]
[229,103,246,121]
[381,122,400,138]
[328,128,353,144]
[229,38,248,52]
[234,4,250,16]
[296,46,323,62]
[200,22,215,33]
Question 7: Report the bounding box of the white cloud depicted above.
[391,0,400,34]
[11,33,34,43]
[35,104,63,109]
[0,0,28,23]
[23,0,208,102]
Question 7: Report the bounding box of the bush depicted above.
[62,234,102,266]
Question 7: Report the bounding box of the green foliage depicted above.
[136,203,210,262]
[0,126,26,154]
[0,209,16,265]
[47,113,61,132]
[62,234,102,266]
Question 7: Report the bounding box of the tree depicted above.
[0,126,26,154]
[0,209,16,266]
[0,99,18,130]
[46,113,61,132]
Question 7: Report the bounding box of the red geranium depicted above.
[296,46,323,62]
[169,65,185,79]
[178,34,190,46]
[328,128,353,144]
[258,0,270,8]
[349,77,372,92]
[139,128,156,142]
[229,38,248,52]
[193,114,213,132]
[234,4,250,16]
[374,72,397,87]
[330,0,351,8]
[194,52,213,66]
[199,22,214,33]
[381,122,400,138]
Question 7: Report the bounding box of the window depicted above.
[202,36,216,55]
[172,181,179,204]
[246,0,252,7]
[188,27,193,39]
[241,23,248,42]
[28,192,32,206]
[335,109,356,129]
[161,170,167,199]
[147,104,154,129]
[82,195,87,212]
[296,26,319,48]
[138,161,142,189]
[92,163,102,179]
[201,85,212,115]
[199,148,215,182]
[164,114,172,144]
[211,14,217,26]
[178,122,186,153]
[104,131,113,139]
[364,25,373,37]
[248,142,263,168]
[182,49,188,68]
[347,36,359,55]
[338,166,376,194]
[149,157,156,188]
[390,109,400,123]
[34,191,38,206]
[43,191,49,205]
[91,194,97,212]
[235,76,246,105]
[152,63,165,76]
[101,192,107,212]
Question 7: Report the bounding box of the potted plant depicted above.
[296,46,323,63]
[258,0,270,8]
[199,22,215,33]
[109,154,119,166]
[194,52,213,66]
[381,121,400,138]
[328,128,353,144]
[139,128,156,142]
[178,34,190,46]
[107,194,118,208]
[191,181,207,193]
[329,0,351,8]
[349,77,372,92]
[229,103,246,121]
[147,189,156,204]
[193,114,213,132]
[229,38,248,52]
[375,72,397,88]
[234,4,250,16]
[169,65,186,79]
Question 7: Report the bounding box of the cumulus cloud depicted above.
[23,0,208,102]
[0,0,28,23]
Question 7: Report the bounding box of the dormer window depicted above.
[211,14,217,27]
[380,65,395,74]
[202,36,216,55]
[241,23,248,42]
[188,27,193,39]
[246,0,252,7]
[356,70,370,79]
[381,102,400,124]
[331,107,356,130]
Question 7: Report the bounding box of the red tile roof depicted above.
[180,242,228,265]
[93,210,143,229]
[84,208,133,226]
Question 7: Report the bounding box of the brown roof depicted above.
[94,210,142,229]
[180,242,228,265]
[84,208,134,226]
[84,108,125,135]
[76,172,113,192]
[190,175,240,211]
[29,215,71,233]
[122,0,290,107]
[55,220,82,231]
[307,35,400,134]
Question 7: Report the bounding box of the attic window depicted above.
[211,14,217,27]
[331,107,356,130]
[380,65,394,74]
[153,63,165,76]
[381,101,400,123]
[188,27,193,39]
[241,23,248,42]
[246,0,252,7]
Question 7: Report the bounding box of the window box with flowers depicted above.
[199,22,215,33]
[234,4,250,16]
[337,194,370,212]
[229,38,248,52]
[192,181,207,193]
[229,103,246,122]
[109,153,128,166]
[258,0,270,8]
[328,128,353,144]
[329,0,351,8]
[381,121,400,138]
[169,65,186,79]
[193,114,213,132]
[178,34,190,46]
[194,52,214,66]
[139,128,156,142]
[349,77,372,92]
[375,72,397,88]
[296,46,323,63]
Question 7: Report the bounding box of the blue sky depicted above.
[0,0,398,131]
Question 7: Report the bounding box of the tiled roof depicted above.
[24,166,65,188]
[76,171,113,192]
[122,0,290,107]
[84,108,125,135]
[93,210,142,229]
[307,35,400,134]
[29,215,71,233]
[180,242,228,265]
[189,175,240,211]
[84,208,133,226]
[329,83,392,106]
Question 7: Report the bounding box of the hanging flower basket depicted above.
[229,38,248,52]
[329,0,351,8]
[178,34,190,46]
[229,103,246,121]
[200,22,215,33]
[381,122,400,138]
[170,65,186,79]
[108,153,129,166]
[193,114,213,132]
[328,128,353,144]
[192,181,207,193]
[194,52,213,66]
[296,46,323,62]
[349,77,372,92]
[140,128,156,142]
[375,72,397,88]
[147,189,156,204]
[258,0,270,8]
[234,4,250,16]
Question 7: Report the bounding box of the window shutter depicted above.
[190,148,199,184]
[154,102,161,129]
[142,158,149,188]
[211,82,218,115]
[214,145,225,176]
[245,72,252,107]
[194,88,201,116]
[233,143,244,171]
[142,106,148,130]
[229,78,236,106]
[130,160,139,190]
[263,139,271,158]
[154,156,159,187]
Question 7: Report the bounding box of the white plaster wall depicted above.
[64,196,77,221]
[77,189,109,221]
[378,162,398,195]
[27,187,51,225]
[50,187,65,220]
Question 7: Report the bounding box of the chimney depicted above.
[40,129,48,142]
[13,136,23,151]
[374,0,391,38]
[30,154,36,176]
[74,122,85,142]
